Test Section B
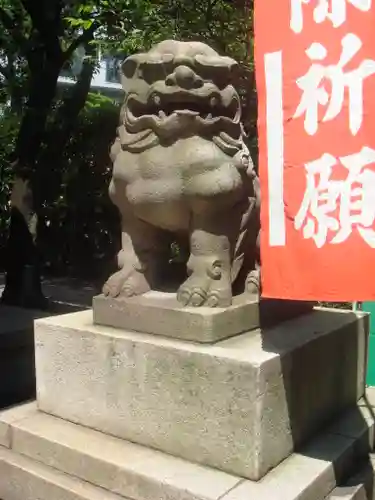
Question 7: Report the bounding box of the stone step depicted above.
[324,392,375,500]
[0,397,374,500]
[220,429,360,500]
[0,446,125,500]
[0,403,242,500]
[325,455,375,499]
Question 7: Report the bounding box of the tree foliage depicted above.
[0,0,256,284]
[38,94,120,280]
[0,0,254,185]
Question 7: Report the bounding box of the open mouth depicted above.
[126,92,240,124]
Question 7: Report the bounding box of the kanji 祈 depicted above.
[290,0,372,33]
[294,33,375,135]
[294,146,375,248]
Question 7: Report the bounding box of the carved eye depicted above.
[122,58,137,79]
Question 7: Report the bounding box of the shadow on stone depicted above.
[258,297,314,329]
[345,458,375,499]
[260,306,373,495]
[0,301,88,411]
[335,396,375,499]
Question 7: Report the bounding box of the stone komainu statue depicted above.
[103,40,260,307]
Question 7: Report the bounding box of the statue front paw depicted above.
[103,269,151,298]
[103,270,128,298]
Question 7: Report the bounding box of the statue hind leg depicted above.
[231,195,261,297]
[245,229,261,295]
[103,182,169,298]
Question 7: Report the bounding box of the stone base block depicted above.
[93,292,314,343]
[0,397,373,500]
[93,292,260,343]
[35,307,367,480]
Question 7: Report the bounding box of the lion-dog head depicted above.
[114,40,248,161]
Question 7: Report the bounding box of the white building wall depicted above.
[57,47,123,96]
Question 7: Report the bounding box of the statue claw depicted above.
[177,274,232,308]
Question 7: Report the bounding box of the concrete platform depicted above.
[35,307,367,480]
[0,394,373,500]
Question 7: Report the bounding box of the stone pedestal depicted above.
[0,306,371,500]
[35,308,366,480]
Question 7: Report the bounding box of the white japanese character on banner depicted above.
[290,0,372,33]
[294,33,375,135]
[294,146,375,248]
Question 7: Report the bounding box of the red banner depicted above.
[255,0,375,301]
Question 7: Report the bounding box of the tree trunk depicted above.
[2,60,61,309]
[2,58,95,308]
[16,63,62,166]
[37,60,95,206]
[1,176,47,308]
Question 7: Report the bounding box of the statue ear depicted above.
[195,54,237,69]
[194,55,239,87]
